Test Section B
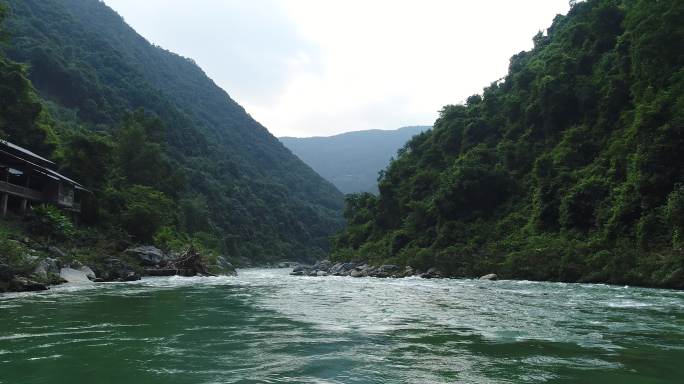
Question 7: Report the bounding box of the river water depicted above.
[1,269,683,383]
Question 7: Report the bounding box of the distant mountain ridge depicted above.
[281,126,430,194]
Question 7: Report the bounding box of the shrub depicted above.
[28,204,75,242]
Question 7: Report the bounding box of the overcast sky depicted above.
[103,0,570,138]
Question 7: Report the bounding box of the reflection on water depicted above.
[1,269,683,383]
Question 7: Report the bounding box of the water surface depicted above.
[1,269,683,383]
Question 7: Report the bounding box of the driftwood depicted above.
[170,246,215,277]
[142,246,215,277]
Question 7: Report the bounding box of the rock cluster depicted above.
[93,258,141,282]
[133,246,237,277]
[290,261,443,279]
[1,263,48,292]
[126,246,167,267]
[288,261,501,281]
[1,242,238,294]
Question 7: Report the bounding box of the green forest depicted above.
[0,0,343,266]
[332,0,684,288]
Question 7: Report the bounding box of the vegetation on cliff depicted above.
[331,0,684,288]
[0,0,343,269]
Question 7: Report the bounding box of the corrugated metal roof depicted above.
[0,147,88,191]
[0,140,54,165]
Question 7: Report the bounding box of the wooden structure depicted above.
[0,140,86,216]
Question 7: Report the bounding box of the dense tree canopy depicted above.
[332,0,684,288]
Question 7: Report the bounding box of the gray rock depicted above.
[9,277,47,292]
[33,264,48,280]
[379,264,399,272]
[329,262,344,274]
[48,246,67,258]
[125,246,166,267]
[60,268,93,284]
[0,263,14,282]
[350,269,363,278]
[373,264,399,277]
[80,266,97,281]
[421,267,443,279]
[342,262,356,271]
[213,256,237,276]
[479,273,498,281]
[33,258,60,279]
[312,260,332,271]
[316,270,329,276]
[120,271,141,281]
[95,258,141,282]
[331,262,356,276]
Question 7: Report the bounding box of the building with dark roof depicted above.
[0,140,87,216]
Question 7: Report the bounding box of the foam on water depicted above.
[1,268,683,383]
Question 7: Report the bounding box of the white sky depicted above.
[104,0,570,137]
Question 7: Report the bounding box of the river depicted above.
[1,268,683,383]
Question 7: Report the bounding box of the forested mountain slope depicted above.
[280,126,429,194]
[1,0,343,262]
[332,0,684,288]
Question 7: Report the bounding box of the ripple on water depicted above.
[1,269,683,383]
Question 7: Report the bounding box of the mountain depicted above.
[331,0,684,288]
[0,0,344,263]
[280,126,429,194]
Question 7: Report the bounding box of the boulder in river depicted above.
[479,273,498,281]
[401,266,416,277]
[290,264,309,275]
[80,266,97,281]
[97,258,141,282]
[350,264,371,278]
[125,246,166,267]
[373,264,399,278]
[212,256,237,276]
[421,267,443,279]
[9,276,48,292]
[60,268,93,284]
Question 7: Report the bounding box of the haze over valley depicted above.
[280,126,430,194]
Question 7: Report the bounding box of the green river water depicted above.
[1,268,683,383]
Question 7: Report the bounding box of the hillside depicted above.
[0,0,344,263]
[281,126,429,194]
[331,0,684,288]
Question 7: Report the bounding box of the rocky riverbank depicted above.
[290,260,498,280]
[1,242,237,294]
